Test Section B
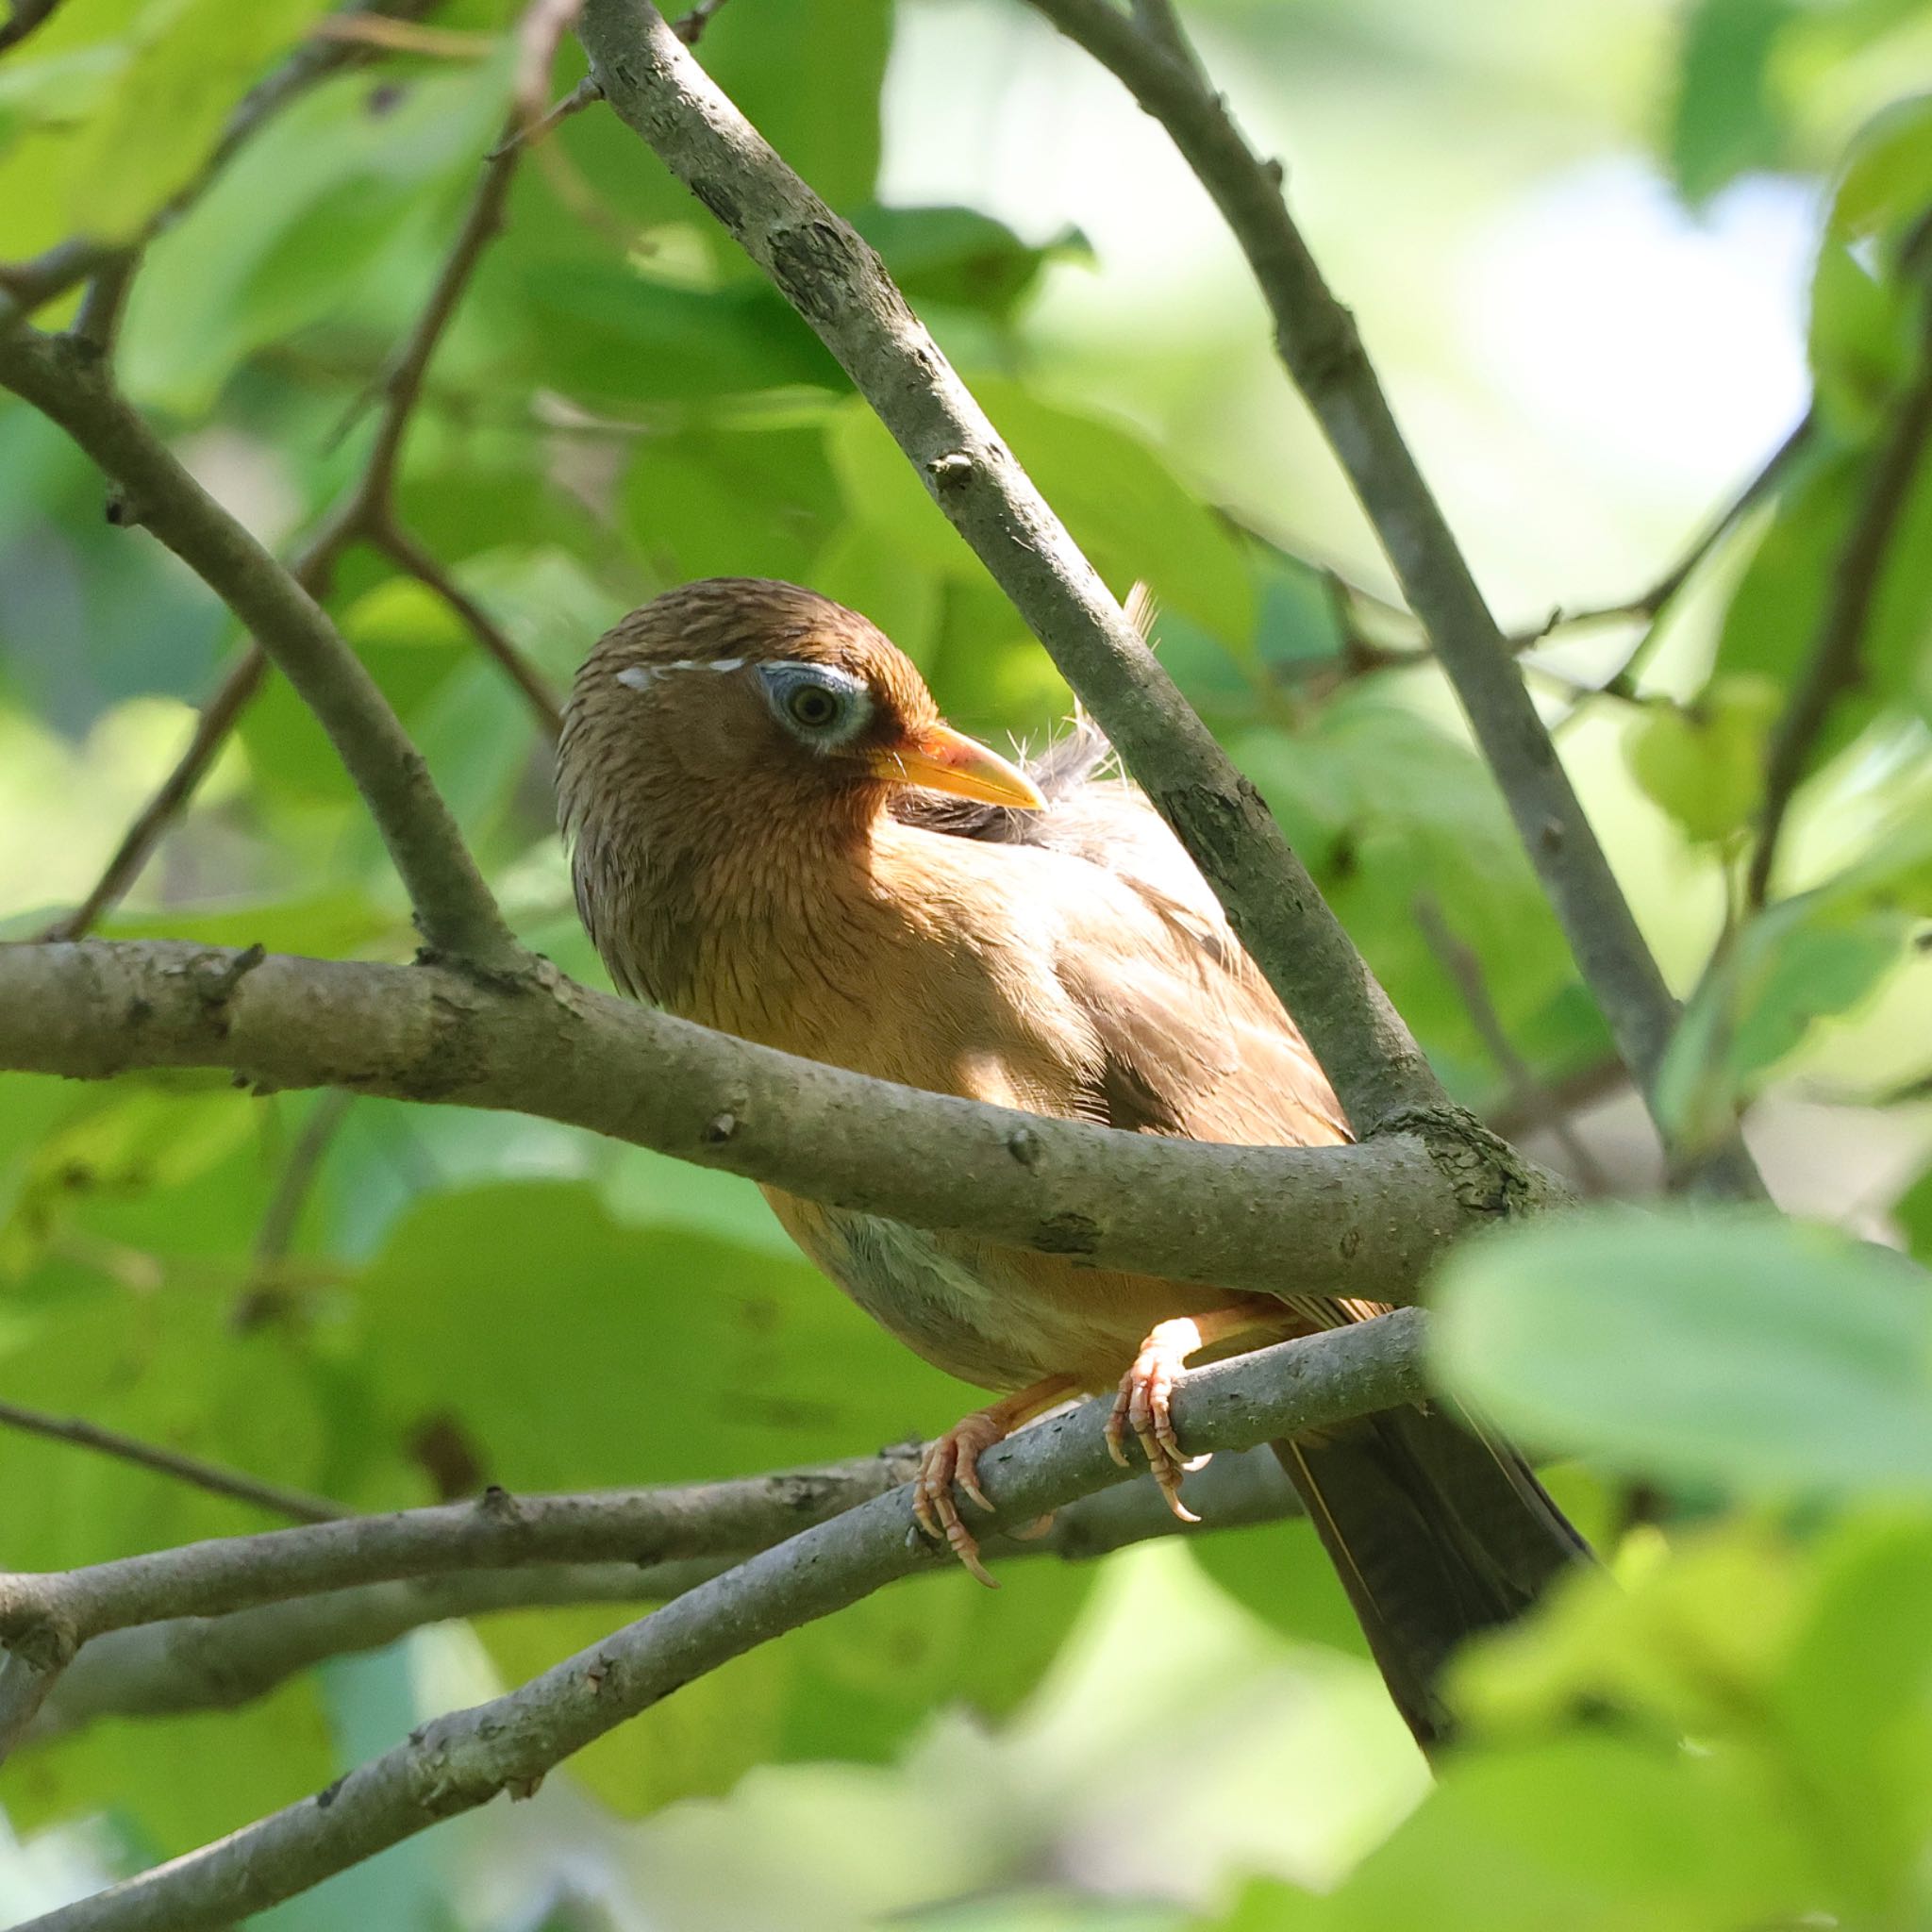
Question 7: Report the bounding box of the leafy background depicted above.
[2,0,1932,1926]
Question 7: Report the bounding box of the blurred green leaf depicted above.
[825,381,1257,648]
[1221,1731,1823,1932]
[852,205,1091,321]
[1657,832,1922,1145]
[1432,1207,1932,1497]
[622,416,844,586]
[121,63,516,413]
[1667,0,1799,207]
[1622,675,1780,845]
[34,0,334,244]
[1450,1524,1805,1739]
[349,1181,980,1493]
[1828,92,1932,254]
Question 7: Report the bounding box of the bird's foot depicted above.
[910,1375,1080,1587]
[912,1410,1008,1589]
[1108,1318,1212,1523]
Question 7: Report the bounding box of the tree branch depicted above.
[574,0,1445,1137]
[1412,893,1611,1194]
[0,1398,349,1526]
[31,0,567,939]
[370,523,564,739]
[0,939,1530,1302]
[250,1090,358,1280]
[35,1450,1298,1737]
[1020,0,1765,1202]
[11,1312,1424,1932]
[1745,320,1932,908]
[0,330,524,974]
[0,0,65,54]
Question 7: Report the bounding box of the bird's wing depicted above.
[1031,776,1353,1151]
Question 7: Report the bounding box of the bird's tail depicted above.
[1273,1405,1588,1751]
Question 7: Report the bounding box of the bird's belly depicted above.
[820,1211,1076,1388]
[796,1205,1225,1393]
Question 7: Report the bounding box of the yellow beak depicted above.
[870,723,1045,809]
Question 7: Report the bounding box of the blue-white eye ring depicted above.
[757,661,872,748]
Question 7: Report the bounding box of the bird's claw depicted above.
[1108,1319,1211,1523]
[913,1414,1007,1589]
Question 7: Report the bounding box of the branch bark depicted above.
[34,1450,1298,1737]
[0,939,1541,1304]
[12,1312,1424,1932]
[1020,0,1766,1203]
[574,0,1445,1137]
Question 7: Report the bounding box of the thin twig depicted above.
[6,1314,1427,1932]
[369,524,564,738]
[0,1397,349,1524]
[0,0,64,55]
[1745,334,1932,908]
[1023,0,1764,1201]
[487,74,602,158]
[1413,893,1613,1194]
[671,0,730,43]
[252,1090,358,1275]
[307,15,494,57]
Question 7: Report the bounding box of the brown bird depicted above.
[558,577,1585,1747]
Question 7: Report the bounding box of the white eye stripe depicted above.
[614,658,745,693]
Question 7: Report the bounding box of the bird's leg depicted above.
[913,1374,1081,1588]
[1108,1306,1307,1522]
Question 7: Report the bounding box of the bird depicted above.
[558,576,1588,1748]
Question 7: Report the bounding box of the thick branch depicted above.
[14,1312,1424,1932]
[575,0,1443,1134]
[0,940,1525,1303]
[1023,0,1764,1201]
[0,334,523,975]
[38,1451,1297,1735]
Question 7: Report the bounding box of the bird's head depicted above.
[559,578,1043,830]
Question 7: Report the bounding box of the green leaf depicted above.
[1432,1207,1932,1498]
[824,381,1257,649]
[1712,434,1932,748]
[1666,0,1799,207]
[61,0,340,243]
[851,205,1091,322]
[1828,92,1932,254]
[621,416,844,587]
[1657,879,1913,1148]
[1449,1524,1806,1740]
[121,62,516,412]
[1808,237,1914,434]
[1279,1732,1822,1932]
[1774,1514,1932,1916]
[349,1181,982,1493]
[1622,675,1781,845]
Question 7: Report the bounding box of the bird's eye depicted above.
[758,660,872,749]
[787,683,842,730]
